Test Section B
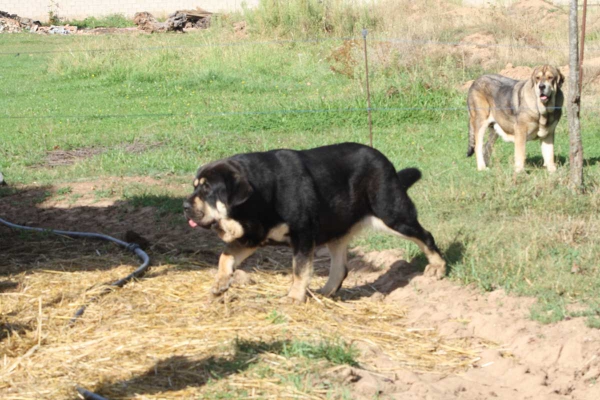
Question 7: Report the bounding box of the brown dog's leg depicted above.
[514,126,527,173]
[212,243,256,296]
[474,120,489,171]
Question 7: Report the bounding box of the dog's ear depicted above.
[556,68,565,89]
[530,66,541,88]
[227,171,254,207]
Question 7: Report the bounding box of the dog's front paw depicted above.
[279,292,307,304]
[211,274,233,296]
[423,263,446,280]
[546,164,557,173]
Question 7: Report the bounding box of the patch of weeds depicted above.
[33,191,51,204]
[267,310,288,324]
[0,187,17,198]
[569,303,600,329]
[233,338,358,367]
[202,389,249,399]
[66,14,134,29]
[124,193,184,216]
[94,188,115,199]
[56,186,72,196]
[586,317,600,329]
[280,340,359,367]
[530,295,566,324]
[69,193,83,205]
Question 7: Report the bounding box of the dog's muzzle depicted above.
[183,200,203,228]
[539,84,551,103]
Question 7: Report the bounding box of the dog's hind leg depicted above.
[474,120,489,171]
[394,222,446,279]
[318,236,350,297]
[212,243,257,296]
[370,216,446,280]
[484,129,498,166]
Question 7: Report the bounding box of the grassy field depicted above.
[2,0,600,332]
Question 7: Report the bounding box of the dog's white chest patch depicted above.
[266,224,290,243]
[492,123,514,143]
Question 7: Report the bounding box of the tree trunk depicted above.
[568,0,584,189]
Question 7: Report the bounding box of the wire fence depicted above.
[3,31,598,123]
[4,35,600,57]
[5,105,600,122]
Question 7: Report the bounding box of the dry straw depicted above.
[1,240,487,399]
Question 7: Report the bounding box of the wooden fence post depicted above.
[568,0,584,189]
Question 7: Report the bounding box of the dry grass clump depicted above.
[356,0,571,82]
[1,245,486,399]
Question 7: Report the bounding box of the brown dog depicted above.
[467,65,564,172]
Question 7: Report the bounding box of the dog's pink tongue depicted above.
[188,219,198,228]
[541,95,548,101]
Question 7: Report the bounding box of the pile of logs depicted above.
[0,10,41,33]
[133,8,212,33]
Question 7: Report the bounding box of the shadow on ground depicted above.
[90,339,286,398]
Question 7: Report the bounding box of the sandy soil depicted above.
[338,248,600,399]
[1,179,600,399]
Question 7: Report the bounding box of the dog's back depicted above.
[228,142,421,245]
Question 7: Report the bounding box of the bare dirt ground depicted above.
[1,179,600,399]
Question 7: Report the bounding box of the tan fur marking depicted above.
[193,179,199,187]
[266,224,290,243]
[212,245,257,295]
[287,256,312,303]
[216,218,244,242]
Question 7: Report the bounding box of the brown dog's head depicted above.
[531,65,564,104]
[183,161,253,229]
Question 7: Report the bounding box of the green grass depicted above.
[2,4,600,327]
[195,339,357,398]
[64,14,135,29]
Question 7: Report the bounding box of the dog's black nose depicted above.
[539,83,546,91]
[183,201,192,211]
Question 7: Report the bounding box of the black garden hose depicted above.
[76,386,110,400]
[0,216,151,323]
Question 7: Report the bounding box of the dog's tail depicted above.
[397,168,422,190]
[467,115,476,157]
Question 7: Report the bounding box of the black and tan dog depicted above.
[184,143,446,303]
[467,65,564,173]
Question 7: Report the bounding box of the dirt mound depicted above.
[511,0,567,26]
[499,63,533,80]
[496,59,600,94]
[512,0,557,12]
[339,250,600,399]
[458,32,497,69]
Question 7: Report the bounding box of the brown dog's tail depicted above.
[467,114,476,157]
[397,168,422,190]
